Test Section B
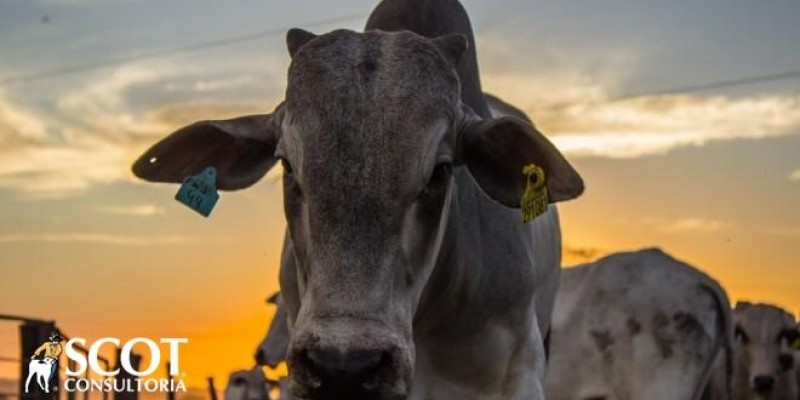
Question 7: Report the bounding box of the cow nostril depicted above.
[753,375,775,393]
[306,348,384,376]
[779,354,795,371]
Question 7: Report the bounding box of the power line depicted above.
[0,12,365,86]
[1,10,798,101]
[538,68,800,111]
[616,68,800,100]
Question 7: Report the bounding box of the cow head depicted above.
[132,28,582,400]
[225,368,269,400]
[733,302,800,398]
[255,293,291,368]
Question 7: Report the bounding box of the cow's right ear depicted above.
[131,106,282,191]
[287,28,318,58]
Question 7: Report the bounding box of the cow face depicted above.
[733,303,800,399]
[225,369,269,400]
[132,28,582,400]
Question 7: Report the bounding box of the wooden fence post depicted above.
[165,362,175,400]
[114,348,141,400]
[207,377,218,400]
[67,359,77,400]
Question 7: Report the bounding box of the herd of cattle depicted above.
[127,0,799,398]
[225,248,800,400]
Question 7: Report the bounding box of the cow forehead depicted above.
[286,29,460,111]
[281,30,459,204]
[736,305,794,337]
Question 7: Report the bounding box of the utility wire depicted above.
[1,10,799,101]
[615,68,800,100]
[537,68,800,111]
[0,12,365,86]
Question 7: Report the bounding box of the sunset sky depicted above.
[1,0,799,394]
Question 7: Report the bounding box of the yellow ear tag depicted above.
[521,163,548,223]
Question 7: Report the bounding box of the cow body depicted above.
[545,249,733,400]
[730,303,799,400]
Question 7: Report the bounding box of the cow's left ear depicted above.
[457,114,584,207]
[132,105,282,190]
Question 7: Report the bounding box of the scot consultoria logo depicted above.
[25,332,63,393]
[24,333,189,395]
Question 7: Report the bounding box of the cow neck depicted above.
[412,179,475,337]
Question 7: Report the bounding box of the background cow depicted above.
[731,302,799,400]
[225,368,268,400]
[545,248,733,400]
[796,322,800,400]
[255,292,293,400]
[256,293,291,369]
[131,0,583,399]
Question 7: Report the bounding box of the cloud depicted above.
[0,60,276,198]
[0,233,193,246]
[166,76,259,93]
[790,169,800,182]
[480,42,800,159]
[543,95,800,158]
[0,90,49,144]
[641,216,732,234]
[56,62,175,136]
[0,63,175,198]
[488,78,800,159]
[96,203,165,216]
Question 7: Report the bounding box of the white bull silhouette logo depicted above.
[25,357,56,393]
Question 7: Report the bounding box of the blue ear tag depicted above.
[175,167,220,217]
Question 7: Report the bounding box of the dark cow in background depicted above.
[131,0,583,398]
[730,302,799,400]
[256,293,293,400]
[225,368,269,400]
[256,293,291,369]
[796,322,800,400]
[545,249,734,400]
[796,323,800,400]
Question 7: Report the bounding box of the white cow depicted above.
[730,302,799,400]
[545,248,733,400]
[25,357,55,393]
[255,292,292,400]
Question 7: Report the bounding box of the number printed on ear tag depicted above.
[175,167,220,217]
[521,163,548,223]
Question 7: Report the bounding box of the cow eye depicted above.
[778,328,799,345]
[429,163,452,187]
[420,163,452,200]
[735,325,750,344]
[232,377,247,386]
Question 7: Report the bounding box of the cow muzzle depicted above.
[288,319,411,400]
